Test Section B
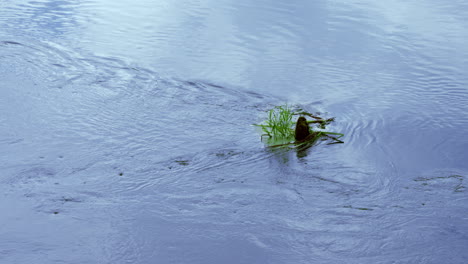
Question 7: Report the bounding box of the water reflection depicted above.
[1,0,78,37]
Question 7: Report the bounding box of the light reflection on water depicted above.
[1,0,468,263]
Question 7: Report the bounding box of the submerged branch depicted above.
[294,111,323,120]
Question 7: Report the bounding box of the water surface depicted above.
[1,1,468,263]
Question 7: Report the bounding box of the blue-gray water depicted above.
[1,1,468,263]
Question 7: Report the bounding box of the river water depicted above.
[1,1,468,263]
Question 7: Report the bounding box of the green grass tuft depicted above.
[256,104,295,139]
[254,104,344,146]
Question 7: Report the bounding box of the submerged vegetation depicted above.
[255,104,344,147]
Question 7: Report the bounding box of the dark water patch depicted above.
[414,174,465,193]
[0,137,24,145]
[0,40,23,46]
[57,196,83,203]
[174,160,190,166]
[342,205,374,211]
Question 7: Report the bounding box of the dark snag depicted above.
[295,116,310,141]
